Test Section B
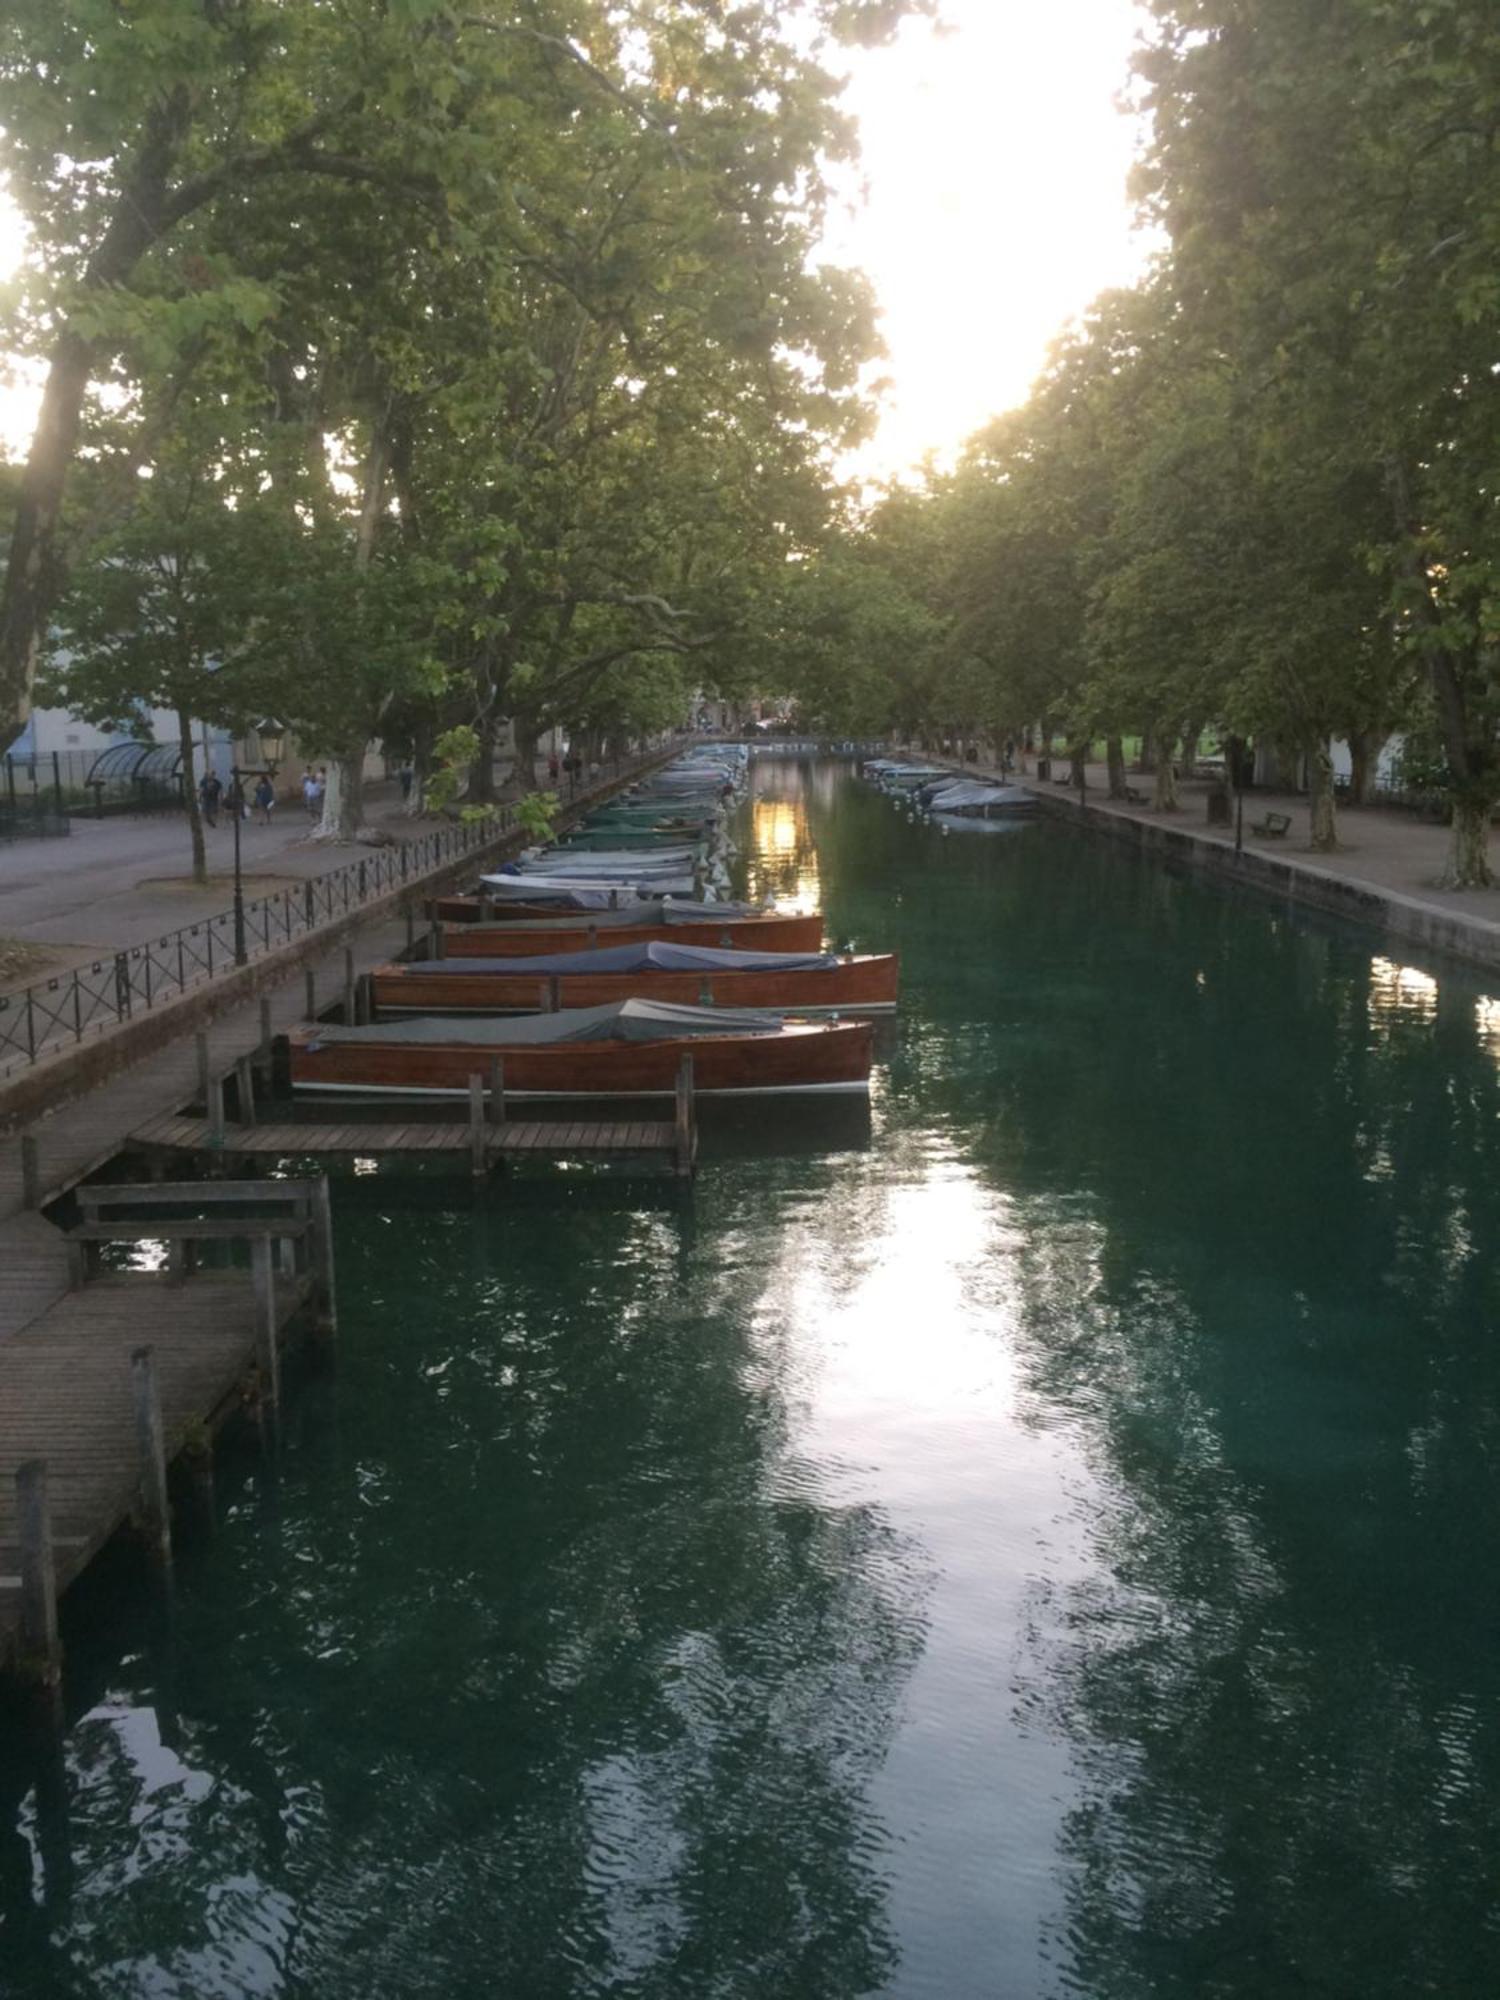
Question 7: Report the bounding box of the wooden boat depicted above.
[432,904,824,952]
[288,1001,873,1099]
[370,943,898,1016]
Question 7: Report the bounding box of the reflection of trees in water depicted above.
[978,846,1500,1996]
[2,1172,927,1999]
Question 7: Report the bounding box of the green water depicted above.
[4,759,1500,1999]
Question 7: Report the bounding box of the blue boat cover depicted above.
[402,942,840,976]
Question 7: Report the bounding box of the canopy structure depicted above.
[308,998,786,1047]
[402,942,839,977]
[84,742,185,786]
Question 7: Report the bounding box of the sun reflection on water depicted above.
[744,788,821,914]
[1368,955,1439,1031]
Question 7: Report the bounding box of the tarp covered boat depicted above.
[370,943,899,1016]
[431,906,827,952]
[289,999,874,1098]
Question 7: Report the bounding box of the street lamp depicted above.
[229,720,286,968]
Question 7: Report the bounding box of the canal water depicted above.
[4,758,1500,1999]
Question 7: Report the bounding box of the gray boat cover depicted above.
[401,942,839,976]
[926,781,1036,811]
[479,876,699,903]
[463,896,763,922]
[307,999,787,1047]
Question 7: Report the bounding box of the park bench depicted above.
[1252,810,1291,838]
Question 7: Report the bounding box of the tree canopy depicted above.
[774,0,1500,885]
[0,0,932,829]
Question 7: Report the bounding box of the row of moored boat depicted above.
[288,747,899,1102]
[863,758,1038,830]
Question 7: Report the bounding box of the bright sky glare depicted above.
[830,0,1150,477]
[0,0,1150,474]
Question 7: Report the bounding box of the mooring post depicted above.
[249,1235,280,1433]
[234,1052,257,1127]
[357,972,374,1025]
[310,1174,338,1336]
[343,946,356,1024]
[587,923,599,950]
[195,1030,211,1110]
[16,1459,62,1692]
[479,891,494,923]
[258,994,273,1058]
[469,1072,487,1175]
[675,1054,696,1176]
[304,967,317,1021]
[206,1067,226,1147]
[546,976,561,1014]
[20,1132,40,1210]
[488,1058,506,1130]
[184,1429,215,1535]
[433,920,447,961]
[130,1347,173,1574]
[405,902,416,955]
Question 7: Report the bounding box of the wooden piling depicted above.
[234,1053,257,1127]
[20,1133,39,1210]
[258,995,273,1057]
[304,967,317,1021]
[184,1433,215,1535]
[343,946,357,1024]
[488,1058,506,1129]
[16,1459,61,1689]
[310,1174,338,1335]
[196,1030,211,1110]
[249,1236,280,1430]
[206,1067,226,1146]
[432,920,447,961]
[675,1054,696,1176]
[468,1073,487,1175]
[130,1347,172,1573]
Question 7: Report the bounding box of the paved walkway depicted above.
[0,782,414,964]
[933,750,1500,928]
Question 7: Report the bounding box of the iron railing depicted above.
[0,742,677,1076]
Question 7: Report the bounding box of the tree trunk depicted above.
[1348,729,1384,806]
[1137,726,1156,774]
[1152,733,1179,810]
[314,752,364,842]
[510,714,539,795]
[1106,736,1128,799]
[1068,740,1088,788]
[469,712,497,804]
[1440,794,1494,890]
[177,704,207,886]
[1307,738,1338,851]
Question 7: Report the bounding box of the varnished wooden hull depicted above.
[370,954,898,1016]
[437,912,826,954]
[288,1020,874,1099]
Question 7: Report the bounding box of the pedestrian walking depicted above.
[254,774,275,826]
[398,762,414,802]
[199,769,222,828]
[301,767,318,817]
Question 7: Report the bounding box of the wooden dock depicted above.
[0,1179,333,1682]
[132,1111,682,1163]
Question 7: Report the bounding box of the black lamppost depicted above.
[230,717,286,967]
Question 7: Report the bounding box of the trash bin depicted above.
[1207,784,1232,826]
[1037,756,1051,782]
